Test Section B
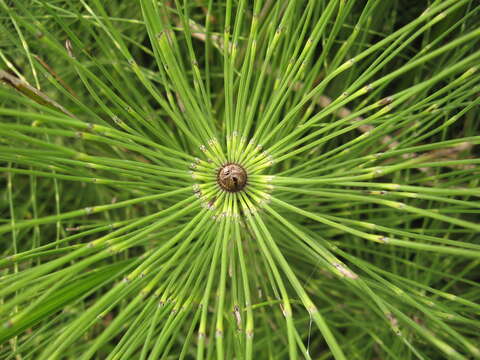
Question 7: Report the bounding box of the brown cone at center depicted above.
[217,163,247,192]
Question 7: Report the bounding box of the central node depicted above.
[217,163,247,192]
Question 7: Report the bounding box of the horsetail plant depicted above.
[1,0,479,359]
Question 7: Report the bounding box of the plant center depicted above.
[217,163,247,192]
